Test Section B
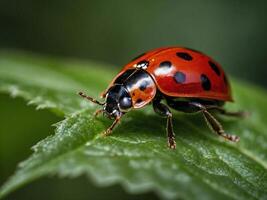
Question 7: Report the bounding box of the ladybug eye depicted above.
[118,96,132,112]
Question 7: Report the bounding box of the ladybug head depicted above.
[103,84,132,119]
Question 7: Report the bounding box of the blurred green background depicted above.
[1,0,267,87]
[0,0,266,199]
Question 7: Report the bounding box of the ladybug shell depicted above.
[111,47,232,103]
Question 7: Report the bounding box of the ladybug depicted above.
[79,47,245,149]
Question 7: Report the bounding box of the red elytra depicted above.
[79,47,245,149]
[112,47,232,105]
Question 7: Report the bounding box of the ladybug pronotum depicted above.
[79,47,246,149]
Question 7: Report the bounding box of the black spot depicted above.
[136,98,143,103]
[208,61,221,76]
[174,71,186,84]
[132,52,146,61]
[139,85,146,91]
[159,61,172,68]
[139,81,149,91]
[132,92,136,96]
[200,74,211,91]
[137,60,149,68]
[176,52,193,61]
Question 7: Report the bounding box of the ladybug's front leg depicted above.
[153,99,176,149]
[102,116,121,136]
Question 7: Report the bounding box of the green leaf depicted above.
[0,50,267,200]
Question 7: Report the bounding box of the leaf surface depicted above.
[0,51,266,200]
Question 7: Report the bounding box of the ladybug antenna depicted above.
[78,92,105,106]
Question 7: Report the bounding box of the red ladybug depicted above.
[79,47,245,149]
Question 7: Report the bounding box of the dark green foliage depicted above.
[0,51,266,199]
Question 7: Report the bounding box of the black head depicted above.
[103,84,132,118]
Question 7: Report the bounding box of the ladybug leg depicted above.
[102,117,121,136]
[204,106,249,118]
[153,100,176,149]
[94,109,103,117]
[189,102,240,142]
